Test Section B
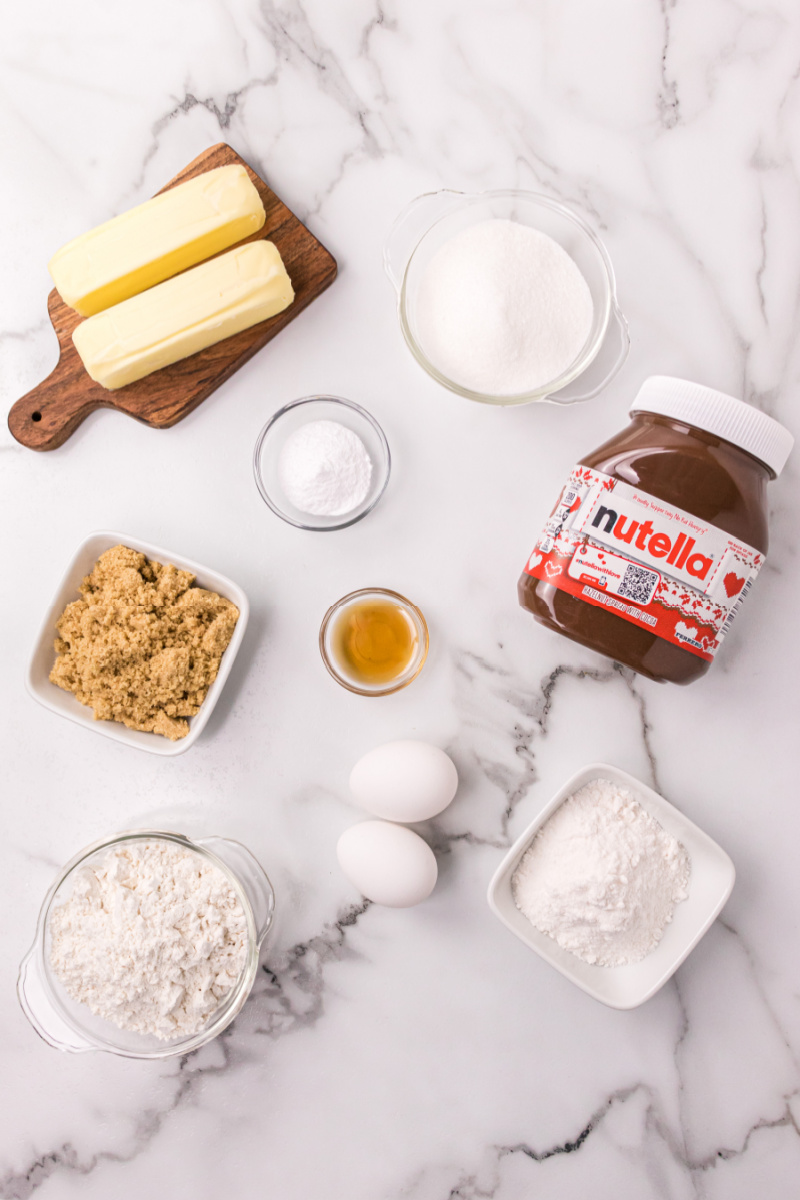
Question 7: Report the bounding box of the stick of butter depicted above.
[49,164,266,316]
[72,240,294,390]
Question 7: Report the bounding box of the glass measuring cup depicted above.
[384,188,629,407]
[17,830,275,1059]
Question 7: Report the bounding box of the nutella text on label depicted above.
[569,478,745,596]
[522,464,765,662]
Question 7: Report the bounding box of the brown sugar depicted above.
[49,545,239,741]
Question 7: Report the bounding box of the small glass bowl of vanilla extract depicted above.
[319,588,429,696]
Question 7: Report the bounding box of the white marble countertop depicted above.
[2,2,800,1197]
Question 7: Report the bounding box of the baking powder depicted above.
[512,779,690,966]
[278,419,372,516]
[49,840,247,1040]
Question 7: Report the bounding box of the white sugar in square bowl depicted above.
[26,531,249,757]
[487,763,735,1009]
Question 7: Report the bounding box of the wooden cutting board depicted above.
[8,143,338,451]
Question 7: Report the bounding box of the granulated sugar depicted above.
[512,779,690,966]
[415,218,594,396]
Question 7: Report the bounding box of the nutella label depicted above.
[524,464,764,660]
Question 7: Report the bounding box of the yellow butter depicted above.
[49,165,266,316]
[72,240,294,390]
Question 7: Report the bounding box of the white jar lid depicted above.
[630,376,794,476]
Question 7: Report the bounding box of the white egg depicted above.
[336,820,438,908]
[349,740,458,823]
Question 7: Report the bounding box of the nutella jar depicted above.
[518,377,793,684]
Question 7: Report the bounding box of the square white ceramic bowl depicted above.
[487,763,735,1009]
[26,531,249,757]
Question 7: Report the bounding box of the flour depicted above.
[512,779,690,966]
[278,419,373,516]
[415,218,594,395]
[49,840,248,1040]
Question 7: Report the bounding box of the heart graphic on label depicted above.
[528,553,543,570]
[723,571,745,598]
[675,621,698,641]
[545,561,563,578]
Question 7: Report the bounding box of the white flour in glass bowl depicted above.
[49,839,247,1039]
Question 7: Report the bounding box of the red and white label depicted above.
[523,464,764,661]
[568,543,661,605]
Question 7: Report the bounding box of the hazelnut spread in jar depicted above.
[518,377,793,684]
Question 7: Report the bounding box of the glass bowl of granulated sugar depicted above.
[384,189,629,407]
[254,395,391,531]
[17,831,275,1059]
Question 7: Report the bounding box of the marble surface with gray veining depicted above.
[2,2,800,1197]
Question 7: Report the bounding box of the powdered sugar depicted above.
[278,419,373,516]
[415,218,594,395]
[512,779,690,966]
[49,840,248,1040]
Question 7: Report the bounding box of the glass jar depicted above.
[518,377,793,683]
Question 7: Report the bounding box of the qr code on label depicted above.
[617,562,659,605]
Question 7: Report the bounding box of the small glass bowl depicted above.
[253,396,391,531]
[17,830,275,1059]
[319,587,429,696]
[384,189,629,407]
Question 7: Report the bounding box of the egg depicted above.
[336,820,438,908]
[349,740,458,823]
